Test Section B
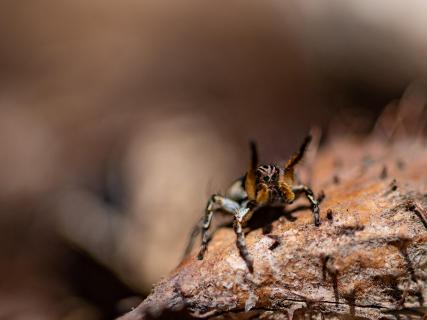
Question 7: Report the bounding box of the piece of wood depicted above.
[119,113,427,319]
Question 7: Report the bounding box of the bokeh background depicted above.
[1,1,427,319]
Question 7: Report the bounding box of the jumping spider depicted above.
[185,135,321,272]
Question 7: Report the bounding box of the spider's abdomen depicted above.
[225,177,247,202]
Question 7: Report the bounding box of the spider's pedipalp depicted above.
[255,183,269,205]
[278,181,295,203]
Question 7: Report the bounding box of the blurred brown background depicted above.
[0,1,426,319]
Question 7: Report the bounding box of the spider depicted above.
[184,135,321,273]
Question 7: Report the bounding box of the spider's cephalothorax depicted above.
[184,135,321,273]
[254,165,289,204]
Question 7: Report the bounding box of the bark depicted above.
[119,100,427,319]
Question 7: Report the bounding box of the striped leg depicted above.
[183,217,203,258]
[292,185,321,226]
[197,209,214,260]
[197,195,240,260]
[233,208,255,272]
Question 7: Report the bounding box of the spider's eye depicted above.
[271,173,278,181]
[263,176,270,183]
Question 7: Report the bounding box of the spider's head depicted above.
[254,165,285,203]
[245,135,310,204]
[255,165,281,186]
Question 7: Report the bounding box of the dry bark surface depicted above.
[120,130,427,319]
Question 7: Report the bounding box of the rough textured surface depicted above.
[119,133,427,319]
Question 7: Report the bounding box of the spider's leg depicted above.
[285,135,312,171]
[234,207,255,273]
[198,211,214,260]
[282,135,312,186]
[292,185,320,226]
[183,217,203,258]
[245,141,258,200]
[197,195,240,260]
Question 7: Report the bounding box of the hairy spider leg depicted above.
[292,185,320,226]
[279,135,321,226]
[183,217,203,258]
[197,195,240,260]
[285,134,312,170]
[283,134,312,185]
[184,213,241,259]
[234,207,255,272]
[245,141,258,200]
[183,178,249,259]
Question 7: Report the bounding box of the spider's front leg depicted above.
[197,195,240,260]
[233,206,255,273]
[292,185,321,226]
